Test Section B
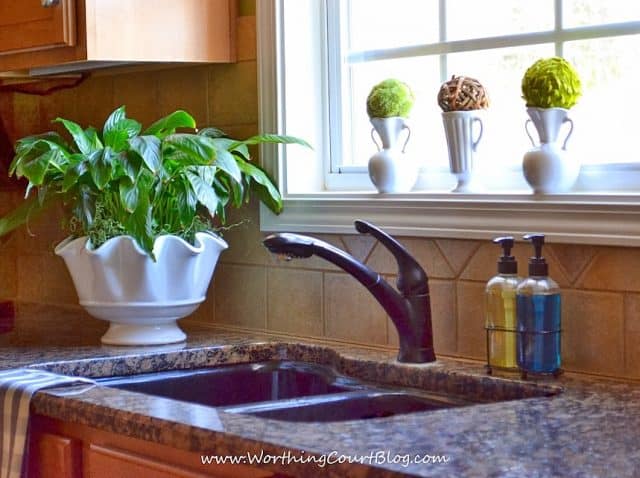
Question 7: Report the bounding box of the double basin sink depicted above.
[96,360,560,422]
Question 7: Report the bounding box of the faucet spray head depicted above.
[263,233,315,259]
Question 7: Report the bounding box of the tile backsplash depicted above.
[0,13,638,381]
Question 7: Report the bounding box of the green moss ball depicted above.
[521,57,582,109]
[366,79,415,118]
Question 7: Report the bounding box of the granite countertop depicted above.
[3,307,640,477]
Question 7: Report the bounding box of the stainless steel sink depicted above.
[96,360,560,422]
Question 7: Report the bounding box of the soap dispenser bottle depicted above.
[485,236,520,371]
[516,234,562,375]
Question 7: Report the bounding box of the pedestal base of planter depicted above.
[82,300,203,346]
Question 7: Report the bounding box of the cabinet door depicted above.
[0,0,76,55]
[86,444,210,478]
[32,431,82,478]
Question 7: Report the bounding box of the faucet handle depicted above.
[354,220,428,295]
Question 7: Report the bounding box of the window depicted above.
[257,1,640,245]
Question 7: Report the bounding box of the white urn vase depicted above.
[368,117,417,193]
[55,232,228,345]
[442,110,484,193]
[522,107,580,194]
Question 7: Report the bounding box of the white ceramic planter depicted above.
[522,107,579,194]
[442,110,484,192]
[368,117,418,193]
[55,232,228,346]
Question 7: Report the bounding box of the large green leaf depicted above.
[84,127,104,151]
[11,138,69,177]
[89,148,117,190]
[163,134,216,165]
[62,160,88,192]
[197,127,227,139]
[185,170,219,216]
[237,159,283,214]
[19,149,63,186]
[195,165,216,185]
[213,148,242,184]
[211,137,249,159]
[175,179,198,227]
[73,184,96,229]
[144,110,196,138]
[103,106,142,152]
[129,135,162,174]
[229,134,312,150]
[54,118,96,155]
[119,177,139,213]
[14,132,69,156]
[125,192,154,257]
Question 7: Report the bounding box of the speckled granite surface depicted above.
[3,304,640,477]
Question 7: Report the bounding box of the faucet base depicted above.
[397,348,436,364]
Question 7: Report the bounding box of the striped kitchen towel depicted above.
[0,368,95,478]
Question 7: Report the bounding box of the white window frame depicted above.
[257,0,640,247]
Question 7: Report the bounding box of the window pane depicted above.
[446,44,555,170]
[347,0,438,51]
[564,35,640,164]
[344,56,444,170]
[563,0,640,28]
[447,0,554,41]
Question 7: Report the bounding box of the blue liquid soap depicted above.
[516,234,562,375]
[516,291,561,373]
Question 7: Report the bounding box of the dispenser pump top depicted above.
[493,236,517,274]
[524,233,548,276]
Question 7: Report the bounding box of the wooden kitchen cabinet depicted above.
[28,415,282,478]
[0,0,236,74]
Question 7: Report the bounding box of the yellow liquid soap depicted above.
[485,276,519,369]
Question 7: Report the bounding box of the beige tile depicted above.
[186,283,215,324]
[38,83,78,130]
[562,290,624,376]
[456,281,486,360]
[624,294,640,378]
[625,332,640,379]
[112,72,160,127]
[236,16,256,62]
[324,272,387,345]
[213,263,266,329]
[14,204,67,256]
[0,255,17,298]
[548,243,597,285]
[0,92,15,139]
[341,234,376,263]
[208,61,258,126]
[73,75,116,129]
[625,294,640,333]
[577,247,640,292]
[387,279,457,357]
[18,253,78,305]
[461,242,569,287]
[435,239,480,277]
[12,94,41,137]
[157,66,209,127]
[267,268,323,336]
[219,200,270,266]
[367,238,453,279]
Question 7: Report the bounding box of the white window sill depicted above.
[260,192,640,247]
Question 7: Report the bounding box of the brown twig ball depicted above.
[437,75,490,112]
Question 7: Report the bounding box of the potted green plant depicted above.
[1,106,308,345]
[365,78,417,193]
[521,57,582,193]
